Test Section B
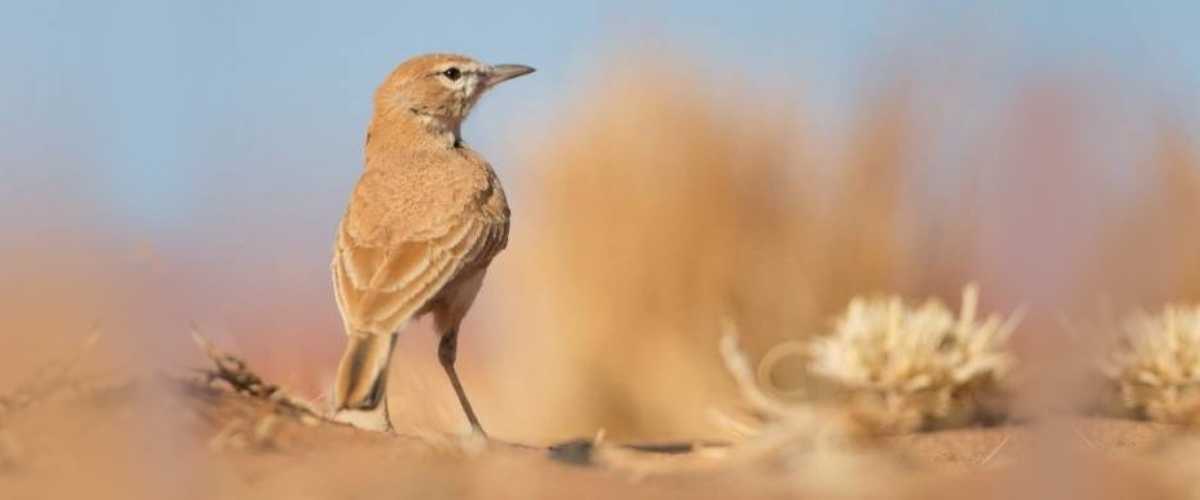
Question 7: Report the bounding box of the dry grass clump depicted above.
[183,331,337,453]
[1132,126,1200,302]
[489,55,821,442]
[488,53,931,443]
[188,330,322,421]
[1101,305,1200,425]
[1092,127,1200,307]
[804,285,1020,434]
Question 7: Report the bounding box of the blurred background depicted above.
[3,0,1200,448]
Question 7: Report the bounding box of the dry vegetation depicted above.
[1101,304,1200,425]
[486,63,929,443]
[4,55,1200,499]
[805,285,1020,434]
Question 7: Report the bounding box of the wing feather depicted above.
[332,215,502,335]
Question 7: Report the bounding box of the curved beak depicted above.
[487,64,536,87]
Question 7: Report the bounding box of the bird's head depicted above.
[373,53,534,139]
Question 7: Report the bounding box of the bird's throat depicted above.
[366,110,462,155]
[409,108,462,148]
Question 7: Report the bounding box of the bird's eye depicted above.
[442,67,462,81]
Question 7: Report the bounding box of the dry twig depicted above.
[189,329,322,422]
[977,434,1011,466]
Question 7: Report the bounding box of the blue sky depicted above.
[2,1,1198,245]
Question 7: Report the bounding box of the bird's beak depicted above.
[486,64,536,87]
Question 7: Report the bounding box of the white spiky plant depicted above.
[806,285,1021,433]
[1101,304,1200,424]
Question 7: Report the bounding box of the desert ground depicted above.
[1,329,1198,500]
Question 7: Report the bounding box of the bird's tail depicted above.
[332,332,396,431]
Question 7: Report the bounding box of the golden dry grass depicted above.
[1093,125,1200,307]
[484,58,938,443]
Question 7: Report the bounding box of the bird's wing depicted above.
[332,212,505,335]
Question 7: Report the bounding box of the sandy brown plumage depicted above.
[333,148,509,336]
[329,53,532,434]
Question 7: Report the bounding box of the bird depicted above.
[329,53,534,436]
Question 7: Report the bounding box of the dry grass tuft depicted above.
[491,55,931,443]
[1139,128,1200,302]
[184,330,331,452]
[1101,304,1200,425]
[1092,126,1200,308]
[805,285,1021,434]
[492,57,817,441]
[189,329,323,422]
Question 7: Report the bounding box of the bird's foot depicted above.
[459,426,489,455]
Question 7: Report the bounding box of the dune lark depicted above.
[331,53,533,435]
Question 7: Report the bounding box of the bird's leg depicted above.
[438,327,486,437]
